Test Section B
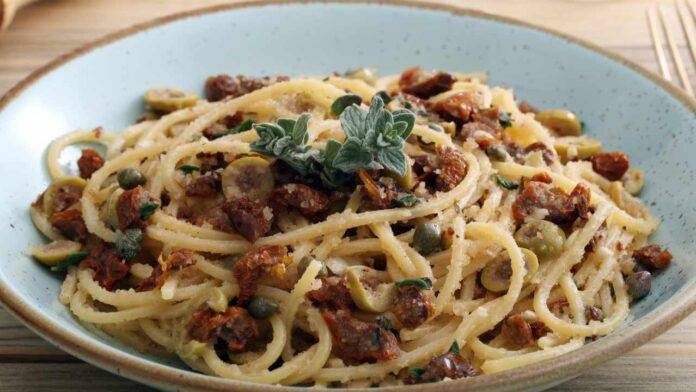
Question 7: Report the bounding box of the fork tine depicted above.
[648,7,673,81]
[676,1,696,80]
[658,4,694,96]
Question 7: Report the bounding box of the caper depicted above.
[554,136,602,163]
[480,248,538,293]
[30,240,83,266]
[514,220,566,260]
[117,168,146,190]
[535,109,582,136]
[622,168,644,195]
[144,88,198,113]
[248,297,278,318]
[626,271,651,300]
[412,223,441,256]
[115,228,143,261]
[297,255,328,278]
[221,156,274,201]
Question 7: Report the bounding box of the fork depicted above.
[648,1,696,97]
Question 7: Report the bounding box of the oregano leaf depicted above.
[331,94,362,116]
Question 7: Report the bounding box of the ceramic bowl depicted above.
[0,1,694,391]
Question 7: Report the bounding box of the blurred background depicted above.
[0,1,694,391]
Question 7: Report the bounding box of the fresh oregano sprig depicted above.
[250,113,316,176]
[332,96,415,176]
[250,94,416,188]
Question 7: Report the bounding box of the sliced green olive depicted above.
[344,67,377,85]
[480,248,539,293]
[144,88,198,113]
[412,223,441,256]
[536,109,582,136]
[221,156,274,201]
[345,266,396,313]
[117,168,146,190]
[622,168,644,195]
[43,176,87,216]
[297,255,328,278]
[554,136,602,162]
[105,188,124,229]
[389,155,415,190]
[30,240,82,266]
[514,220,566,260]
[248,297,279,318]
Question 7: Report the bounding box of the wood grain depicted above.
[0,0,693,390]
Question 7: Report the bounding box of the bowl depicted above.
[0,1,694,391]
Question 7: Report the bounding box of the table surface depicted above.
[0,0,694,390]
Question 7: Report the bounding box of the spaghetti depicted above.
[27,67,672,387]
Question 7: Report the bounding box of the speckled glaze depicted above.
[0,1,693,391]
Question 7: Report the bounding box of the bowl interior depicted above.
[0,1,694,388]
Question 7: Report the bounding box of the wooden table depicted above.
[0,0,693,390]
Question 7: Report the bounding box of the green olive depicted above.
[144,88,198,113]
[248,297,279,318]
[43,176,87,216]
[30,240,82,266]
[554,136,602,163]
[117,168,146,190]
[536,109,582,136]
[221,156,274,201]
[345,266,396,313]
[105,188,124,229]
[412,223,441,256]
[480,248,539,293]
[297,255,328,278]
[344,67,377,85]
[514,220,566,260]
[622,168,644,195]
[442,121,456,137]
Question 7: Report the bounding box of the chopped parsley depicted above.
[395,277,433,290]
[494,175,519,190]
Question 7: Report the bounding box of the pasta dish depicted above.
[28,67,673,387]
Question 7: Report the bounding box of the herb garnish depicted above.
[50,251,89,272]
[177,164,200,174]
[499,111,513,128]
[377,315,393,330]
[251,113,314,176]
[373,90,391,105]
[395,277,433,290]
[407,367,425,380]
[332,96,415,175]
[251,96,416,188]
[494,175,519,190]
[331,94,363,116]
[393,194,420,208]
[226,118,254,135]
[139,202,159,220]
[449,341,460,355]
